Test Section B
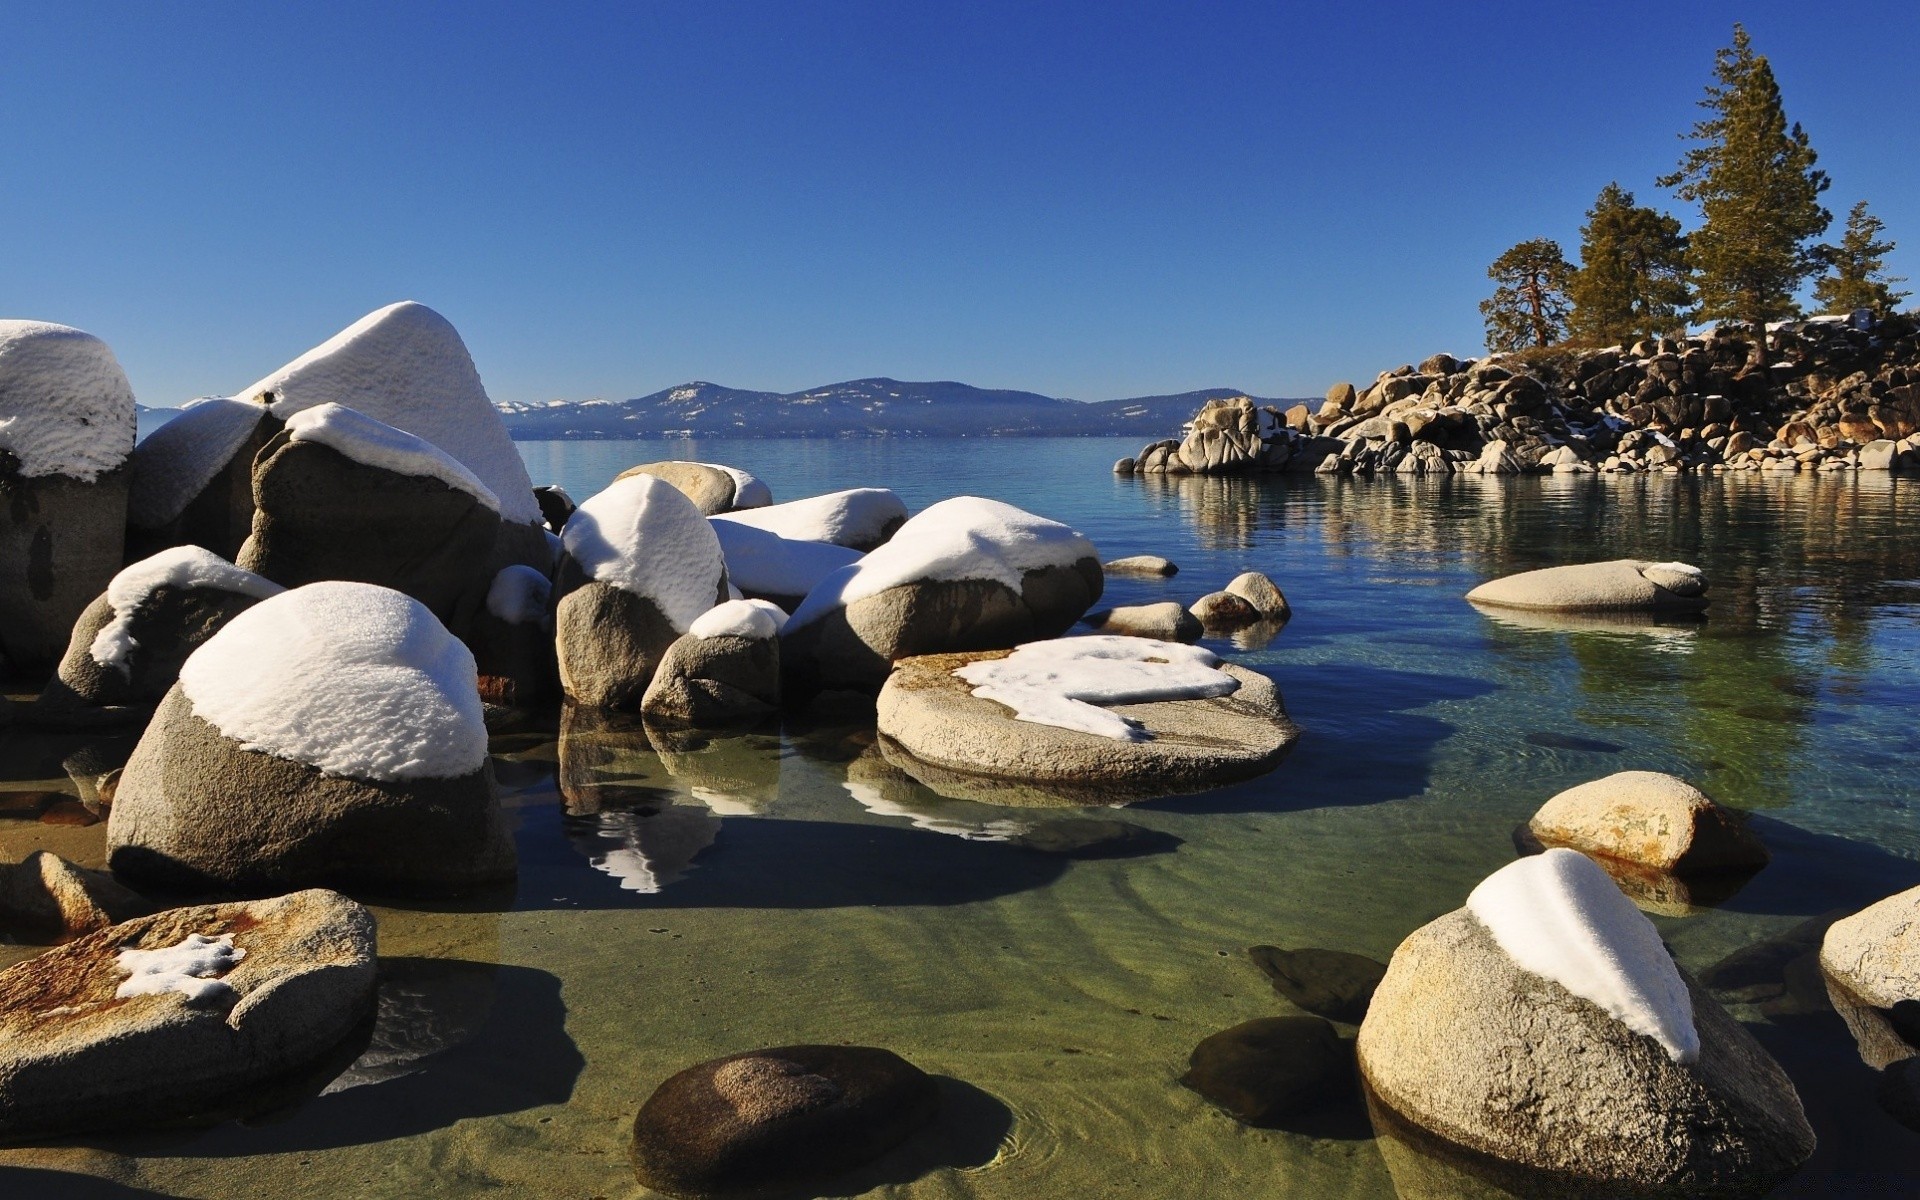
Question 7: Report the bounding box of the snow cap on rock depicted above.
[90,547,283,674]
[284,403,501,512]
[951,635,1239,741]
[708,518,860,600]
[688,599,787,641]
[0,320,136,481]
[177,581,488,782]
[711,487,907,549]
[127,397,267,529]
[562,474,727,631]
[485,564,552,626]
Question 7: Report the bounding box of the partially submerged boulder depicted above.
[0,851,150,943]
[0,889,376,1137]
[876,637,1296,800]
[641,600,785,727]
[0,320,136,672]
[1084,601,1201,642]
[107,581,515,895]
[126,396,275,561]
[711,487,906,551]
[616,461,772,516]
[1188,591,1260,629]
[40,546,282,714]
[630,1045,940,1200]
[1529,771,1767,875]
[1102,555,1178,578]
[782,496,1103,696]
[1820,886,1920,1069]
[1225,571,1290,621]
[1357,850,1814,1197]
[237,404,504,633]
[1466,560,1709,614]
[554,475,730,707]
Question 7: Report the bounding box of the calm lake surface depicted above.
[5,434,1920,1198]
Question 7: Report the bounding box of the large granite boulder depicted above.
[1467,559,1709,614]
[876,636,1296,800]
[1529,771,1767,875]
[0,320,136,673]
[641,601,785,727]
[0,889,376,1137]
[107,581,515,895]
[710,487,907,552]
[39,546,282,714]
[555,474,731,707]
[1820,886,1920,1069]
[0,851,149,944]
[237,404,504,634]
[126,396,276,562]
[630,1045,940,1199]
[1358,850,1814,1197]
[616,461,772,516]
[782,496,1103,697]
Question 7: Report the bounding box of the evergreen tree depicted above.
[1568,182,1693,345]
[1813,200,1908,313]
[1480,239,1573,352]
[1658,25,1830,361]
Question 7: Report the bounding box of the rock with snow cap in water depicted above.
[782,497,1104,697]
[466,563,559,707]
[0,888,375,1137]
[236,404,505,636]
[555,474,731,708]
[1356,849,1813,1197]
[106,581,515,895]
[710,487,907,552]
[616,460,772,516]
[39,546,282,716]
[641,600,786,727]
[0,320,137,672]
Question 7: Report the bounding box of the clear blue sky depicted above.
[3,2,1915,406]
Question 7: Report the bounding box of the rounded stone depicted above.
[1084,601,1201,642]
[1529,771,1768,875]
[1466,559,1709,614]
[615,461,742,515]
[1101,555,1178,578]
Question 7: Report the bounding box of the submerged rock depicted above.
[1248,945,1388,1024]
[630,1045,940,1199]
[1528,771,1768,875]
[1466,560,1709,614]
[1180,1016,1356,1128]
[0,889,375,1137]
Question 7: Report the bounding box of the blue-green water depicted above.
[4,435,1919,1197]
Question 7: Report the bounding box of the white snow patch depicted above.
[89,547,283,674]
[486,564,551,625]
[0,320,136,480]
[711,487,907,549]
[786,497,1095,630]
[284,403,501,511]
[127,397,268,528]
[1467,847,1698,1063]
[561,475,726,630]
[709,519,860,601]
[234,301,539,523]
[952,635,1240,742]
[178,581,488,781]
[689,599,786,640]
[115,933,246,1004]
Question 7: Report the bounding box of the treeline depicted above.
[1481,25,1909,362]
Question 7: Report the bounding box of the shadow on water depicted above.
[0,1170,185,1199]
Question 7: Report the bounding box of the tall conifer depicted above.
[1568,183,1692,345]
[1480,239,1573,352]
[1813,201,1908,314]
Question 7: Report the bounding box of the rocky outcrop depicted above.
[640,602,786,726]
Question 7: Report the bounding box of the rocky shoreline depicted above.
[1118,311,1920,478]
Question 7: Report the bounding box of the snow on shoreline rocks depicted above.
[708,518,861,611]
[0,320,136,671]
[107,582,515,894]
[1466,559,1709,614]
[711,487,908,552]
[1357,850,1814,1196]
[782,496,1104,697]
[0,890,375,1137]
[615,460,772,516]
[950,636,1240,741]
[641,604,784,726]
[40,546,282,714]
[555,474,731,708]
[126,396,274,560]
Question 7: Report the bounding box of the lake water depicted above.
[5,435,1920,1197]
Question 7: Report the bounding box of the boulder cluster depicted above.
[1118,311,1920,478]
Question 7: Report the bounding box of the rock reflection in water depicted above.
[567,806,720,894]
[556,704,780,818]
[842,747,1027,841]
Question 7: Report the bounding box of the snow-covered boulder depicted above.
[0,889,375,1137]
[126,396,275,561]
[616,460,772,516]
[106,582,515,894]
[236,404,504,633]
[0,851,149,944]
[781,497,1104,696]
[641,600,785,726]
[708,518,861,610]
[875,637,1296,802]
[1529,771,1768,875]
[710,487,907,552]
[1466,560,1709,614]
[1357,850,1814,1196]
[0,320,137,671]
[466,563,558,707]
[554,475,730,707]
[40,546,282,715]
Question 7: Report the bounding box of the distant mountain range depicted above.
[493,378,1306,440]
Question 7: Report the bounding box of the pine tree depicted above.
[1480,239,1573,352]
[1658,25,1830,361]
[1813,201,1908,313]
[1568,183,1693,345]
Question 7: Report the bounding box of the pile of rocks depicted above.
[1118,311,1920,477]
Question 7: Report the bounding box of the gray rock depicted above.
[0,466,130,675]
[125,403,277,563]
[1188,591,1260,628]
[641,632,781,726]
[1112,457,1135,475]
[555,573,717,709]
[40,585,264,714]
[1084,601,1201,642]
[1180,1016,1355,1129]
[1102,555,1178,578]
[1821,886,1920,1069]
[1467,559,1709,614]
[0,889,376,1138]
[1859,439,1898,471]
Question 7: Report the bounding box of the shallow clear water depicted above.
[5,436,1920,1197]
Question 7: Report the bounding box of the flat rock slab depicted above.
[876,650,1296,798]
[1466,559,1708,614]
[0,888,376,1138]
